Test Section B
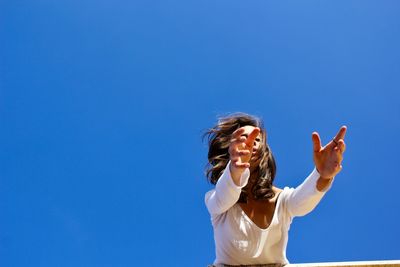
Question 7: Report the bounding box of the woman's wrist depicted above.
[229,163,243,185]
[316,175,334,192]
[315,166,334,180]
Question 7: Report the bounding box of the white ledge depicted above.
[289,260,400,267]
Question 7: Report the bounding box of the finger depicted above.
[232,127,246,138]
[338,139,346,153]
[230,145,251,157]
[312,132,322,152]
[232,159,250,169]
[334,149,343,163]
[229,136,246,155]
[230,136,246,145]
[334,164,343,174]
[235,149,251,156]
[333,126,347,142]
[245,127,260,147]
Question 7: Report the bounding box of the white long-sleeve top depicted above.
[205,162,332,265]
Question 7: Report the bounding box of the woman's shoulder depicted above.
[273,186,283,194]
[270,186,283,202]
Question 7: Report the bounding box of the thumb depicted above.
[312,132,322,152]
[245,127,260,147]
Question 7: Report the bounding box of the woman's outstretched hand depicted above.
[312,126,347,179]
[228,127,260,185]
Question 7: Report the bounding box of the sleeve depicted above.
[204,161,250,216]
[283,168,334,217]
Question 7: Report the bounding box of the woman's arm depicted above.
[285,168,332,217]
[205,161,250,216]
[205,127,260,216]
[285,126,347,217]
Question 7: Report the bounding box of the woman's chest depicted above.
[216,205,285,259]
[239,201,276,229]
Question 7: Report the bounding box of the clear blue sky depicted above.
[1,1,399,266]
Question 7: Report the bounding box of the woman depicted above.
[204,113,347,267]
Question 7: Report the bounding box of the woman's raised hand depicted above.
[312,126,347,179]
[228,127,260,179]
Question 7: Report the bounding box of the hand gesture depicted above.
[228,126,260,179]
[312,126,347,179]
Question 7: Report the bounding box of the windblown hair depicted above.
[204,113,277,203]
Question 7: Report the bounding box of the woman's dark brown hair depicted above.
[204,113,277,203]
